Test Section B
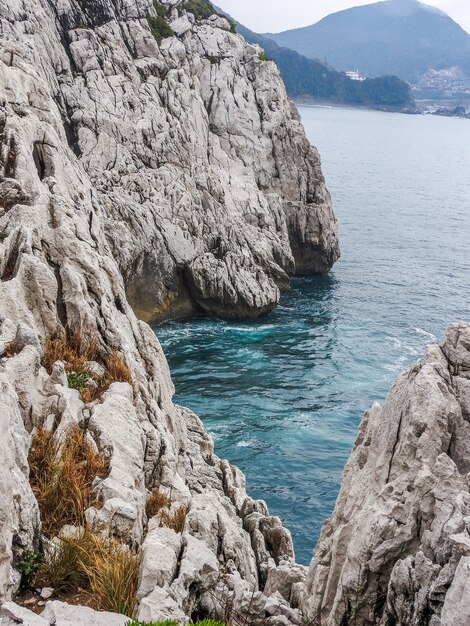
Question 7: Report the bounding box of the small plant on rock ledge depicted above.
[145,488,188,533]
[29,425,109,538]
[148,2,174,45]
[125,619,225,626]
[34,529,141,615]
[66,370,90,391]
[258,52,268,62]
[146,488,171,518]
[160,504,188,534]
[41,327,132,403]
[18,551,44,588]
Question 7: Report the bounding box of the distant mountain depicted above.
[222,17,414,109]
[265,0,470,83]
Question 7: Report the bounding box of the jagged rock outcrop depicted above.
[304,323,470,626]
[0,0,332,622]
[0,0,338,324]
[6,0,469,624]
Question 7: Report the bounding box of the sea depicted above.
[156,105,470,564]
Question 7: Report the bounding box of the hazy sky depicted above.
[216,0,470,34]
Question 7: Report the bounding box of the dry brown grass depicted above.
[4,340,20,358]
[80,534,140,616]
[34,530,140,616]
[34,530,94,593]
[42,329,99,375]
[145,489,171,518]
[29,426,109,538]
[41,328,132,403]
[103,351,132,387]
[161,505,188,534]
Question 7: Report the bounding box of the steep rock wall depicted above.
[0,0,338,324]
[304,323,470,626]
[0,0,337,623]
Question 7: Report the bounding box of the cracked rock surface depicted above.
[2,0,468,624]
[0,0,329,622]
[0,0,338,323]
[304,323,470,626]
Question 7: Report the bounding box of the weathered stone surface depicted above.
[41,600,129,625]
[440,557,470,626]
[1,0,337,323]
[0,1,325,621]
[0,602,49,626]
[137,524,182,600]
[86,383,147,542]
[0,374,39,602]
[304,323,470,626]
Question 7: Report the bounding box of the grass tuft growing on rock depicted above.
[29,425,109,538]
[30,422,139,613]
[42,328,99,376]
[34,531,94,593]
[80,534,140,615]
[34,530,140,614]
[145,489,187,533]
[3,339,21,357]
[104,350,133,387]
[160,504,188,534]
[41,328,132,403]
[146,489,171,518]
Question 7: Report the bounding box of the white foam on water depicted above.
[237,439,257,448]
[414,327,437,341]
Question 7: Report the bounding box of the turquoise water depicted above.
[156,106,470,564]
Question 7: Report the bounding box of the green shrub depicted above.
[182,0,236,32]
[207,55,220,65]
[67,370,90,390]
[147,15,174,44]
[125,621,178,626]
[125,619,225,626]
[153,1,167,19]
[258,52,268,62]
[223,17,237,33]
[19,551,44,587]
[182,0,215,20]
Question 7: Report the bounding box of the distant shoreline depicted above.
[294,98,470,119]
[293,97,417,114]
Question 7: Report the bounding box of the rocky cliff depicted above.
[304,323,470,626]
[0,0,336,623]
[2,0,468,625]
[0,0,338,324]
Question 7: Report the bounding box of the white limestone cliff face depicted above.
[304,323,470,626]
[0,0,338,324]
[0,0,333,622]
[4,0,469,624]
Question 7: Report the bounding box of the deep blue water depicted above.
[156,106,470,564]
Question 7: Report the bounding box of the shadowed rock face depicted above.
[304,322,470,626]
[0,0,338,323]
